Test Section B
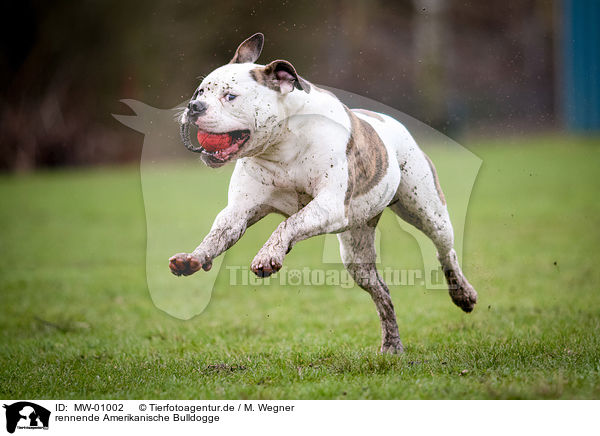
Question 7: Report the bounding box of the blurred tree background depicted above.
[0,0,584,171]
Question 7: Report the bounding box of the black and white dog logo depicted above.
[3,402,50,433]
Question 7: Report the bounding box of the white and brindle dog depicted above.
[170,33,477,353]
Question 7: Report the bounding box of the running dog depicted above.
[170,33,477,353]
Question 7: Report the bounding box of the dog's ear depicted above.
[229,33,264,64]
[253,60,311,94]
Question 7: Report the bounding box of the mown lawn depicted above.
[0,135,599,399]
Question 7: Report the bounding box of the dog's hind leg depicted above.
[338,217,403,354]
[389,150,477,312]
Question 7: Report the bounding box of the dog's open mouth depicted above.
[197,129,250,161]
[180,123,250,162]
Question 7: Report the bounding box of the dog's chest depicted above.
[243,155,331,195]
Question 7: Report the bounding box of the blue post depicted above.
[562,0,600,132]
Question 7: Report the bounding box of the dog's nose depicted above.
[188,100,207,116]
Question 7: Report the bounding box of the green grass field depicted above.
[1,135,599,399]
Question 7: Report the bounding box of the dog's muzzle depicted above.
[188,99,207,117]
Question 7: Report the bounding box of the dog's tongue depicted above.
[197,131,232,152]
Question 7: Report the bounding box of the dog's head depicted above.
[180,33,311,167]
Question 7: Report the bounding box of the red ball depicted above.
[197,131,231,152]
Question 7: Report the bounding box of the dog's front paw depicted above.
[251,251,284,278]
[169,252,212,276]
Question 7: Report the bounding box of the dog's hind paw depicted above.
[444,268,478,313]
[450,286,477,313]
[380,338,404,354]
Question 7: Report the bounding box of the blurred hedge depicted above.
[0,0,555,170]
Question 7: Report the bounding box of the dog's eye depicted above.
[225,93,237,102]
